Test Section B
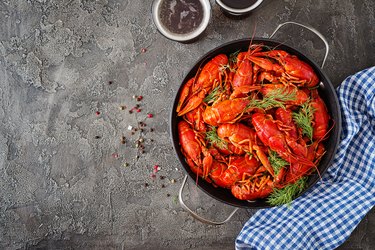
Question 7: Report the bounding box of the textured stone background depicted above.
[0,0,374,249]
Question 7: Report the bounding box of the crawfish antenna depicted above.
[318,118,336,143]
[247,22,258,53]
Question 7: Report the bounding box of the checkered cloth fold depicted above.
[236,67,375,250]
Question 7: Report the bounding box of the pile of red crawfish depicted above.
[176,44,331,205]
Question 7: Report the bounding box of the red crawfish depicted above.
[176,77,195,114]
[311,89,330,140]
[217,155,260,188]
[203,98,250,126]
[208,160,228,188]
[257,71,280,84]
[214,141,245,156]
[184,104,206,132]
[275,107,307,157]
[217,123,257,154]
[260,84,309,106]
[231,175,274,200]
[230,52,254,99]
[251,112,315,167]
[285,141,326,184]
[224,83,309,106]
[178,120,212,179]
[249,50,319,87]
[217,123,275,177]
[177,54,228,116]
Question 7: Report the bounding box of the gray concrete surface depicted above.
[0,0,374,249]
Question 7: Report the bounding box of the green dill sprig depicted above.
[293,100,315,141]
[204,86,224,104]
[247,97,287,110]
[229,50,240,65]
[247,86,297,110]
[268,150,289,176]
[205,126,227,149]
[219,50,241,73]
[267,177,308,206]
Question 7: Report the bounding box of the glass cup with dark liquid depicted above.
[152,0,211,43]
[215,0,263,18]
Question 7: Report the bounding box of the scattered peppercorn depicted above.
[94,135,101,139]
[147,113,153,118]
[161,184,165,188]
[154,165,160,171]
[150,128,154,132]
[160,176,165,180]
[129,110,133,114]
[95,111,101,116]
[131,132,135,135]
[144,183,149,187]
[108,81,113,85]
[121,136,126,144]
[141,48,147,53]
[167,193,170,197]
[140,129,144,132]
[137,96,143,101]
[119,105,126,110]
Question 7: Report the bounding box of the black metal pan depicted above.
[169,22,341,223]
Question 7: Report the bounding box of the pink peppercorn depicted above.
[147,113,153,118]
[153,165,160,173]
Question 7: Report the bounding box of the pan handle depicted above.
[269,21,329,69]
[178,175,239,225]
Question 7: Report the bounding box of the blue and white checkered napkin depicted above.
[236,66,375,250]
